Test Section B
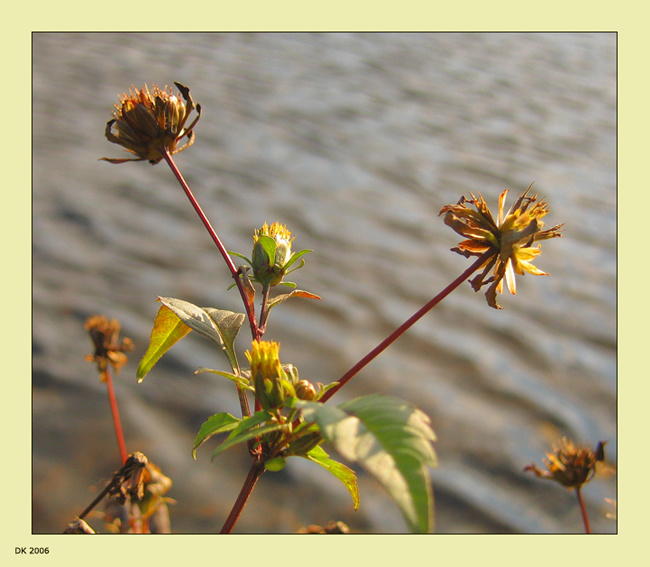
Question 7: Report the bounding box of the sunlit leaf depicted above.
[203,308,245,370]
[192,412,241,459]
[284,249,312,271]
[296,394,437,533]
[257,235,276,265]
[302,444,360,510]
[209,410,283,460]
[267,290,321,311]
[194,367,251,390]
[158,297,223,347]
[157,297,245,372]
[136,304,191,383]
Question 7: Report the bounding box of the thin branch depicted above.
[321,251,492,403]
[162,149,260,341]
[220,460,266,533]
[575,487,592,534]
[103,368,128,464]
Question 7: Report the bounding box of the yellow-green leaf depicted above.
[137,304,191,383]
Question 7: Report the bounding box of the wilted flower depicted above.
[103,453,173,534]
[85,315,134,378]
[524,437,606,490]
[101,82,201,165]
[245,341,295,410]
[296,520,350,534]
[439,185,563,308]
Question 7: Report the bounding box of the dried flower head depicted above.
[524,437,606,490]
[85,315,134,378]
[439,184,563,308]
[103,455,173,534]
[296,520,350,534]
[101,82,201,165]
[108,451,150,504]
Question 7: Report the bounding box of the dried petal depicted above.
[101,82,201,165]
[440,184,563,308]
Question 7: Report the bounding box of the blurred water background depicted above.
[32,32,616,533]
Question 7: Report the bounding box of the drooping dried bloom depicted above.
[296,520,350,534]
[439,184,564,308]
[103,454,173,534]
[85,315,134,378]
[108,451,150,504]
[524,437,606,490]
[101,82,201,165]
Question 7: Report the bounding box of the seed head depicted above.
[101,82,201,165]
[439,184,563,308]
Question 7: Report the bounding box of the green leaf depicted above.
[302,444,360,510]
[297,394,437,533]
[203,308,246,370]
[264,456,287,472]
[229,250,252,265]
[158,296,223,347]
[194,367,251,390]
[284,249,312,271]
[267,289,321,311]
[136,304,192,383]
[257,235,277,265]
[210,410,283,460]
[157,297,245,372]
[192,412,241,459]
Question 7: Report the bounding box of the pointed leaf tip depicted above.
[136,304,191,382]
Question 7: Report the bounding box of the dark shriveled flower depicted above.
[524,437,606,490]
[101,82,201,165]
[439,184,563,309]
[85,315,134,378]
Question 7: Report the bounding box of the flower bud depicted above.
[251,222,295,287]
[295,379,318,401]
[282,364,300,385]
[245,341,292,410]
[285,431,323,457]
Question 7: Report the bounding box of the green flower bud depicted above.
[251,222,295,287]
[264,456,287,472]
[286,431,323,457]
[245,341,292,410]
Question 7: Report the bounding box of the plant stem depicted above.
[162,149,260,341]
[220,460,266,533]
[575,487,591,533]
[320,251,491,403]
[77,475,117,522]
[103,368,128,464]
[257,284,272,335]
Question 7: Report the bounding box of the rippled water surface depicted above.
[33,33,616,533]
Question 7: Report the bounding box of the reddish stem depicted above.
[162,149,260,341]
[575,487,591,533]
[320,251,491,403]
[103,368,128,464]
[220,460,266,533]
